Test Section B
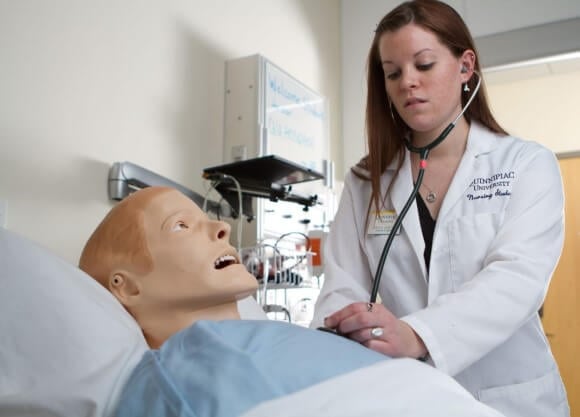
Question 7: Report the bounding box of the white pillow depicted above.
[0,227,148,417]
[0,227,266,417]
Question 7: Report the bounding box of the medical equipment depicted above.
[203,155,324,221]
[241,231,318,324]
[108,157,323,220]
[369,72,482,303]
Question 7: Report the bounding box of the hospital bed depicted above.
[0,225,506,417]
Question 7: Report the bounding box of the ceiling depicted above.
[474,16,580,84]
[483,52,580,85]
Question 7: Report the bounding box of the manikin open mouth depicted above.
[214,254,238,270]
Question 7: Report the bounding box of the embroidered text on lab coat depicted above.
[467,171,515,201]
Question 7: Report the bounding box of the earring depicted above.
[463,82,470,93]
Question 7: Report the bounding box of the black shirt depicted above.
[415,194,436,274]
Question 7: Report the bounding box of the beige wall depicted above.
[486,68,580,154]
[0,0,341,263]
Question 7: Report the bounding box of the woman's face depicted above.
[378,23,467,139]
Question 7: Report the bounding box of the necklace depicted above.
[420,182,437,203]
[411,154,438,203]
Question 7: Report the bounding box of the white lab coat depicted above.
[312,122,570,417]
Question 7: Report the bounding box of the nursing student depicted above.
[311,1,569,416]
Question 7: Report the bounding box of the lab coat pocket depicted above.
[477,368,569,417]
[447,212,502,290]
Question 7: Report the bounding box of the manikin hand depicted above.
[323,302,428,360]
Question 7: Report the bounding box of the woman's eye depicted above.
[171,221,188,232]
[417,63,434,71]
[386,71,400,80]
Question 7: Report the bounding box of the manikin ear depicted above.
[108,272,141,308]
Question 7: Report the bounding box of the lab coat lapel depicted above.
[389,152,427,280]
[437,123,500,221]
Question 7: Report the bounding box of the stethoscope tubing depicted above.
[369,72,482,303]
[370,166,425,302]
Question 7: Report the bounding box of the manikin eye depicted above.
[171,221,188,232]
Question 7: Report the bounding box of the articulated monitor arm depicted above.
[108,161,230,217]
[108,159,322,221]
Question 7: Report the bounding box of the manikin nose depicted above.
[213,221,231,240]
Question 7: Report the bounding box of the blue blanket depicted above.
[114,320,388,417]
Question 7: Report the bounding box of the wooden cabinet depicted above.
[542,155,580,415]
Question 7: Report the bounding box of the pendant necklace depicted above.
[420,182,437,203]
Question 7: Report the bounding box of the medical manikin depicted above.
[78,187,392,417]
[79,186,259,348]
[79,186,504,417]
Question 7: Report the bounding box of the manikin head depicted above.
[79,186,258,348]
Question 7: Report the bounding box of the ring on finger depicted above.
[370,327,384,338]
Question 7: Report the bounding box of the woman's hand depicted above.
[323,302,428,359]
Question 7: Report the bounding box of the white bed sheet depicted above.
[242,358,505,417]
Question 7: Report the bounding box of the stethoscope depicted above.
[369,71,482,304]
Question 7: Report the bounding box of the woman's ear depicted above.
[459,49,476,80]
[108,272,141,307]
